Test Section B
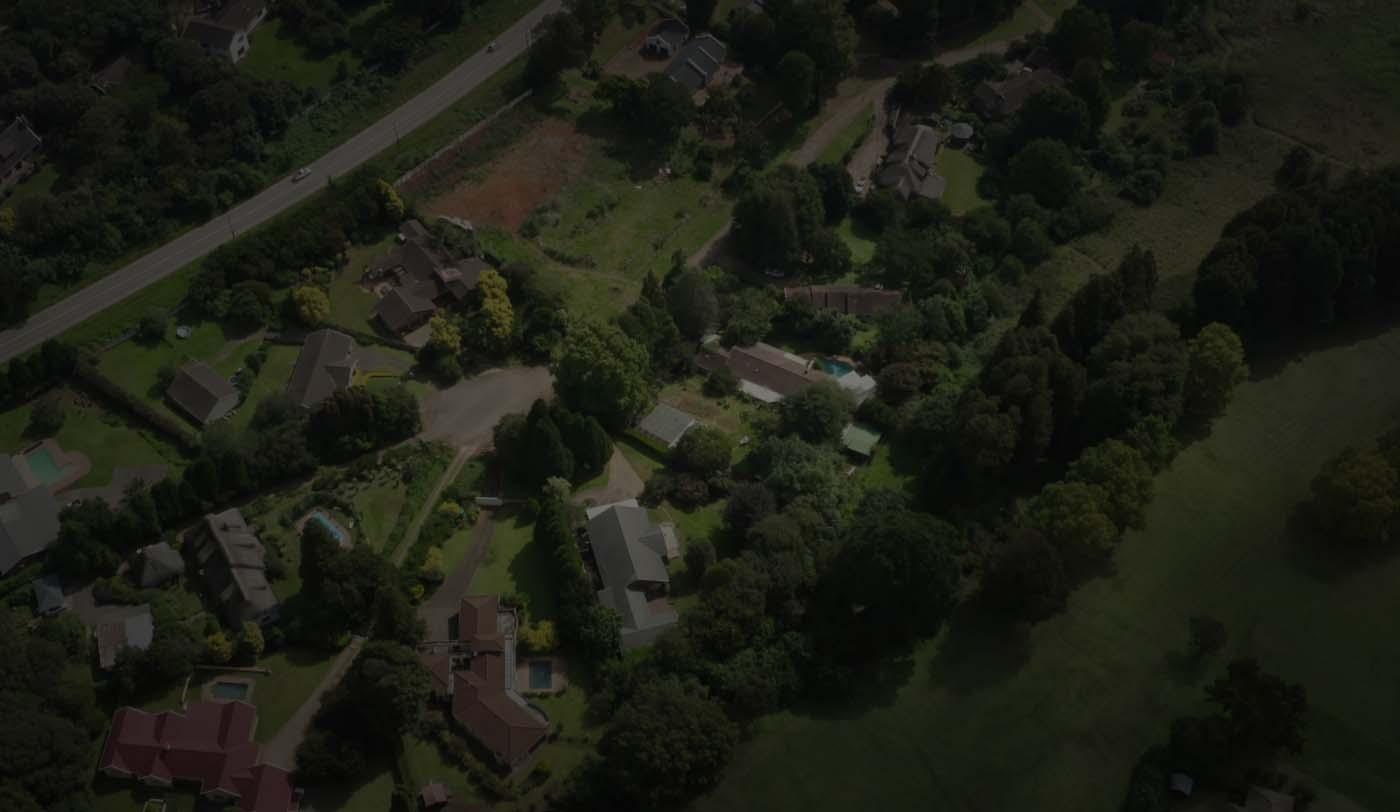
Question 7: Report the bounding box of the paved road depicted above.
[0,0,562,363]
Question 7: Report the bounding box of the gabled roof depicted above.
[782,285,903,316]
[99,700,297,812]
[96,605,155,669]
[286,329,359,408]
[666,33,727,91]
[0,486,61,575]
[637,403,697,449]
[890,123,942,169]
[695,342,830,402]
[0,116,42,173]
[375,283,438,333]
[139,542,187,588]
[586,503,678,649]
[167,362,238,425]
[459,595,505,654]
[201,509,279,621]
[647,18,690,51]
[452,669,548,766]
[841,423,882,457]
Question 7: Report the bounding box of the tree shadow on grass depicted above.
[1244,311,1400,382]
[926,598,1033,697]
[1279,505,1399,584]
[791,654,919,721]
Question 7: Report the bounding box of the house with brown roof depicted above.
[188,509,280,627]
[418,595,548,771]
[875,123,946,201]
[98,700,298,812]
[973,68,1064,118]
[695,341,833,403]
[167,362,240,426]
[366,220,487,335]
[783,285,903,316]
[183,0,268,63]
[286,329,359,408]
[1,115,42,188]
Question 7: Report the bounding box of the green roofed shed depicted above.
[841,423,882,458]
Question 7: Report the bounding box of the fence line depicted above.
[394,90,534,188]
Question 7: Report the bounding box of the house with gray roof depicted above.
[286,329,360,408]
[0,455,61,575]
[585,501,679,650]
[644,18,689,57]
[182,0,267,63]
[637,404,697,450]
[876,123,946,201]
[33,575,66,616]
[188,509,280,627]
[95,605,154,670]
[167,362,239,426]
[137,542,186,588]
[666,33,727,92]
[0,115,41,188]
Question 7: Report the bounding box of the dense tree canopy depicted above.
[554,320,656,431]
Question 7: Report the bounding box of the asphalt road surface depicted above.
[0,0,560,363]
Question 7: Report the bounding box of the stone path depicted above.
[260,636,366,770]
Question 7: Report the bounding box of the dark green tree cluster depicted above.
[535,495,623,665]
[1191,165,1400,341]
[0,341,78,410]
[554,318,657,431]
[1307,428,1400,547]
[306,383,421,463]
[493,399,614,489]
[46,486,162,582]
[732,165,833,273]
[728,0,857,98]
[0,609,105,811]
[593,74,696,143]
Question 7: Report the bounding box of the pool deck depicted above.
[17,438,91,493]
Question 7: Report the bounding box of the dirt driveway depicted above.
[418,366,554,446]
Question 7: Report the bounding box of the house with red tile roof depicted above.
[98,700,298,812]
[418,595,549,771]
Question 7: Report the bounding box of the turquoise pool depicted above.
[528,660,553,691]
[211,681,250,700]
[816,357,855,377]
[24,447,64,485]
[308,510,347,545]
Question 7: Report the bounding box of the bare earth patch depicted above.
[423,117,594,232]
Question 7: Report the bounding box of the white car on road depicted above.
[292,167,312,182]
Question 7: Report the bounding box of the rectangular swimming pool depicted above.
[211,680,250,700]
[528,660,553,691]
[24,447,64,485]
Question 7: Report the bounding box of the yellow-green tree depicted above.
[519,620,557,654]
[428,312,462,352]
[293,286,331,326]
[0,207,15,238]
[420,547,446,581]
[475,269,514,352]
[376,180,406,222]
[205,631,233,664]
[239,621,265,662]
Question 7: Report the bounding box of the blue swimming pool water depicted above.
[529,660,553,690]
[211,681,249,700]
[309,510,347,545]
[817,358,855,377]
[25,447,64,484]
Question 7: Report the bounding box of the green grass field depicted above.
[401,734,487,803]
[936,147,988,216]
[701,325,1400,812]
[354,481,410,550]
[229,345,300,431]
[0,390,182,488]
[302,753,395,812]
[470,508,561,621]
[836,218,879,266]
[333,235,397,331]
[243,18,359,89]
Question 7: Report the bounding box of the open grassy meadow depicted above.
[700,324,1400,812]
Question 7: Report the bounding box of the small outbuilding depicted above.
[1168,772,1194,797]
[841,423,882,459]
[137,542,186,588]
[636,403,698,450]
[166,362,239,426]
[32,575,66,616]
[949,121,975,145]
[420,782,451,809]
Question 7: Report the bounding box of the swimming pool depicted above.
[24,446,64,485]
[308,510,347,545]
[211,680,250,700]
[528,660,553,691]
[816,357,855,377]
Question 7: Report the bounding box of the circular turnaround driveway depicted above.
[418,366,554,446]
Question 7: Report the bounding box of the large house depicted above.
[695,341,833,403]
[586,501,679,650]
[183,0,268,64]
[0,115,42,188]
[875,123,946,201]
[643,18,689,58]
[973,68,1063,118]
[98,700,298,812]
[285,329,359,408]
[417,595,549,771]
[366,220,488,335]
[188,509,280,627]
[0,454,61,575]
[666,33,727,92]
[167,362,240,426]
[783,285,903,317]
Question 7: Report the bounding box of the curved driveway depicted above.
[0,0,561,363]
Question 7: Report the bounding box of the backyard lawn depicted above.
[935,147,987,216]
[229,345,300,431]
[242,18,358,90]
[91,777,197,812]
[836,218,878,265]
[0,389,182,489]
[302,754,395,812]
[354,482,410,550]
[333,234,397,331]
[98,321,253,402]
[470,508,559,621]
[400,735,486,805]
[700,325,1400,812]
